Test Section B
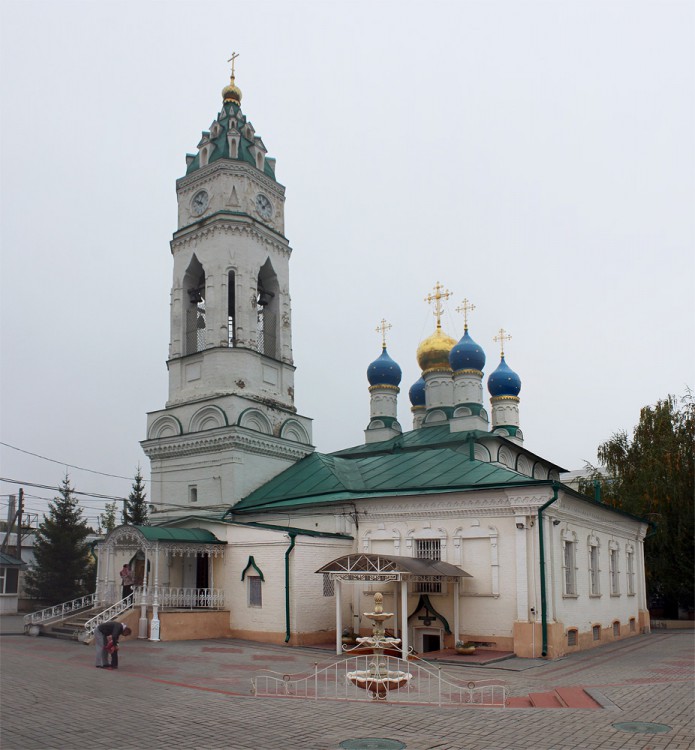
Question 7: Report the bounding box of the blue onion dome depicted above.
[409,376,426,407]
[416,328,457,371]
[367,347,402,387]
[487,356,521,397]
[450,329,486,372]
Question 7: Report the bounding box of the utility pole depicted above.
[16,488,24,560]
[1,495,15,553]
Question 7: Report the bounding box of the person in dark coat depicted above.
[94,622,132,669]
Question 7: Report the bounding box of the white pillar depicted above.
[515,518,529,621]
[400,579,409,659]
[138,549,149,639]
[150,544,161,641]
[335,579,342,655]
[454,580,460,644]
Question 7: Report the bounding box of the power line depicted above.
[0,478,126,502]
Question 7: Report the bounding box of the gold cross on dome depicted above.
[493,328,512,357]
[456,298,476,330]
[227,51,239,77]
[375,318,392,348]
[424,282,452,329]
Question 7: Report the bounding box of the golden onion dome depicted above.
[222,74,242,105]
[416,327,457,372]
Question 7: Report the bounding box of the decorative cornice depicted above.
[171,220,290,258]
[491,395,520,403]
[368,384,400,393]
[422,367,453,377]
[141,428,313,462]
[452,369,483,377]
[176,160,285,199]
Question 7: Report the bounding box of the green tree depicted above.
[581,394,694,618]
[25,474,94,605]
[124,467,149,526]
[98,501,120,534]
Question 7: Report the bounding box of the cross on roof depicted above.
[493,328,512,357]
[456,298,476,330]
[375,318,392,348]
[424,282,452,329]
[227,51,239,78]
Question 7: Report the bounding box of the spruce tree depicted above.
[124,467,149,526]
[25,474,93,605]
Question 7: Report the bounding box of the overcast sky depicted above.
[1,0,693,528]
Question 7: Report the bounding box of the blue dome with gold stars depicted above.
[409,376,426,406]
[450,329,486,372]
[487,356,521,397]
[367,347,402,387]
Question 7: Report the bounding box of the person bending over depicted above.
[95,621,132,669]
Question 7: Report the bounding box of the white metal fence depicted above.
[251,655,508,707]
[23,594,96,629]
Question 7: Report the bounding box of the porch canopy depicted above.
[98,524,227,611]
[316,553,471,658]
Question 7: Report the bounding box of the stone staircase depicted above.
[506,687,602,709]
[40,608,103,641]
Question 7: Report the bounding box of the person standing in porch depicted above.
[119,563,134,599]
[95,622,131,669]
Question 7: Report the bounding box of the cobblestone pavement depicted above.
[1,618,693,750]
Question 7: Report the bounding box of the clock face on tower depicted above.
[255,193,273,220]
[191,190,209,216]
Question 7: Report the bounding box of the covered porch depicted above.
[97,525,227,641]
[316,553,472,660]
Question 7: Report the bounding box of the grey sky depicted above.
[1,0,693,527]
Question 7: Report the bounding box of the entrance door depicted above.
[196,554,209,589]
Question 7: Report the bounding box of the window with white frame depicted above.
[415,538,441,594]
[609,544,620,596]
[0,567,18,594]
[626,547,635,595]
[562,537,577,596]
[248,575,262,607]
[589,539,601,596]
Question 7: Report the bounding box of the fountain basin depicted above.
[347,670,412,700]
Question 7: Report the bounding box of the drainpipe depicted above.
[538,483,559,657]
[284,532,297,643]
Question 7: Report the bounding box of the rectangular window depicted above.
[323,573,334,597]
[248,575,262,607]
[610,548,620,595]
[613,621,620,637]
[415,538,441,594]
[567,629,578,647]
[629,618,636,632]
[589,545,600,596]
[592,624,601,641]
[626,550,635,595]
[563,541,577,596]
[0,567,5,595]
[189,486,198,503]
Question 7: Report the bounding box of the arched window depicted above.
[184,255,206,355]
[227,271,236,346]
[256,259,279,358]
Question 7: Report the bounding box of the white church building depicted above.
[97,65,650,659]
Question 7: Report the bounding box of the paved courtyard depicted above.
[1,616,693,750]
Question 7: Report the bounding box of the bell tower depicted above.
[142,59,314,518]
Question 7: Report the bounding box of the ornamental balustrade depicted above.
[23,594,96,630]
[82,593,134,639]
[133,585,225,610]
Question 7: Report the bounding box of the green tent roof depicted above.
[134,526,225,544]
[232,447,544,513]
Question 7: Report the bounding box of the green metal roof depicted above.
[0,552,24,567]
[134,526,225,544]
[186,102,276,180]
[232,447,542,513]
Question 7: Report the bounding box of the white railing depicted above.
[133,586,225,610]
[82,594,134,639]
[24,593,96,630]
[251,655,508,707]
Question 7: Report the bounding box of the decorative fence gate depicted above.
[251,655,507,707]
